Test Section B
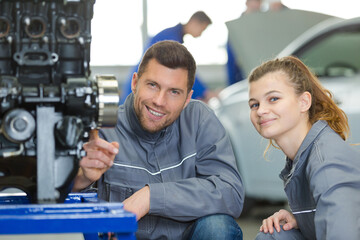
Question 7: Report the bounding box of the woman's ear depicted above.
[299,91,312,113]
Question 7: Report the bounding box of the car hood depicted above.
[226,9,339,76]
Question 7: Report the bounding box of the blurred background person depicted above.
[226,0,262,86]
[120,11,215,104]
[243,0,263,15]
[266,0,288,11]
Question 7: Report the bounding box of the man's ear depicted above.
[299,91,312,112]
[183,90,193,109]
[131,73,138,93]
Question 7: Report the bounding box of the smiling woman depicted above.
[248,56,360,240]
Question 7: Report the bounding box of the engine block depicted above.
[0,0,119,203]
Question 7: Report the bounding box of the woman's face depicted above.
[248,71,309,142]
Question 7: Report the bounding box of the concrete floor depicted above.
[237,202,286,240]
[238,217,260,240]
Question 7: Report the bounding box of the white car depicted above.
[209,13,360,214]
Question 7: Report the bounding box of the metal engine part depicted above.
[0,0,119,203]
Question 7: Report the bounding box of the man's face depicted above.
[191,22,209,38]
[131,59,193,133]
[246,0,261,12]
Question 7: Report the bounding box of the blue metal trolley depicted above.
[0,193,137,240]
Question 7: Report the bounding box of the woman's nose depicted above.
[257,103,269,116]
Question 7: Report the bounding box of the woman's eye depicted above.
[270,97,279,102]
[249,103,259,109]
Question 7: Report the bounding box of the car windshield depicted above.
[295,25,360,78]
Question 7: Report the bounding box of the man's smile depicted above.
[147,106,165,118]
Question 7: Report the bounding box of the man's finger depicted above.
[90,129,99,141]
[88,130,118,154]
[86,149,114,167]
[80,157,107,169]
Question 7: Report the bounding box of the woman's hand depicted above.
[260,209,298,234]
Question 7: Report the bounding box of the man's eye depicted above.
[171,90,180,95]
[148,82,156,87]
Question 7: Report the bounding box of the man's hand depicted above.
[72,130,119,192]
[260,209,298,234]
[123,186,150,221]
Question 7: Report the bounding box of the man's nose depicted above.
[153,91,166,106]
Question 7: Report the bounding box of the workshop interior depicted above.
[0,0,359,239]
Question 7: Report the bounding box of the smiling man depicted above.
[73,40,244,240]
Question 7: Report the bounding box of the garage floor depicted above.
[237,201,286,240]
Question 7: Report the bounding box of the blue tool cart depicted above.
[0,193,137,240]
